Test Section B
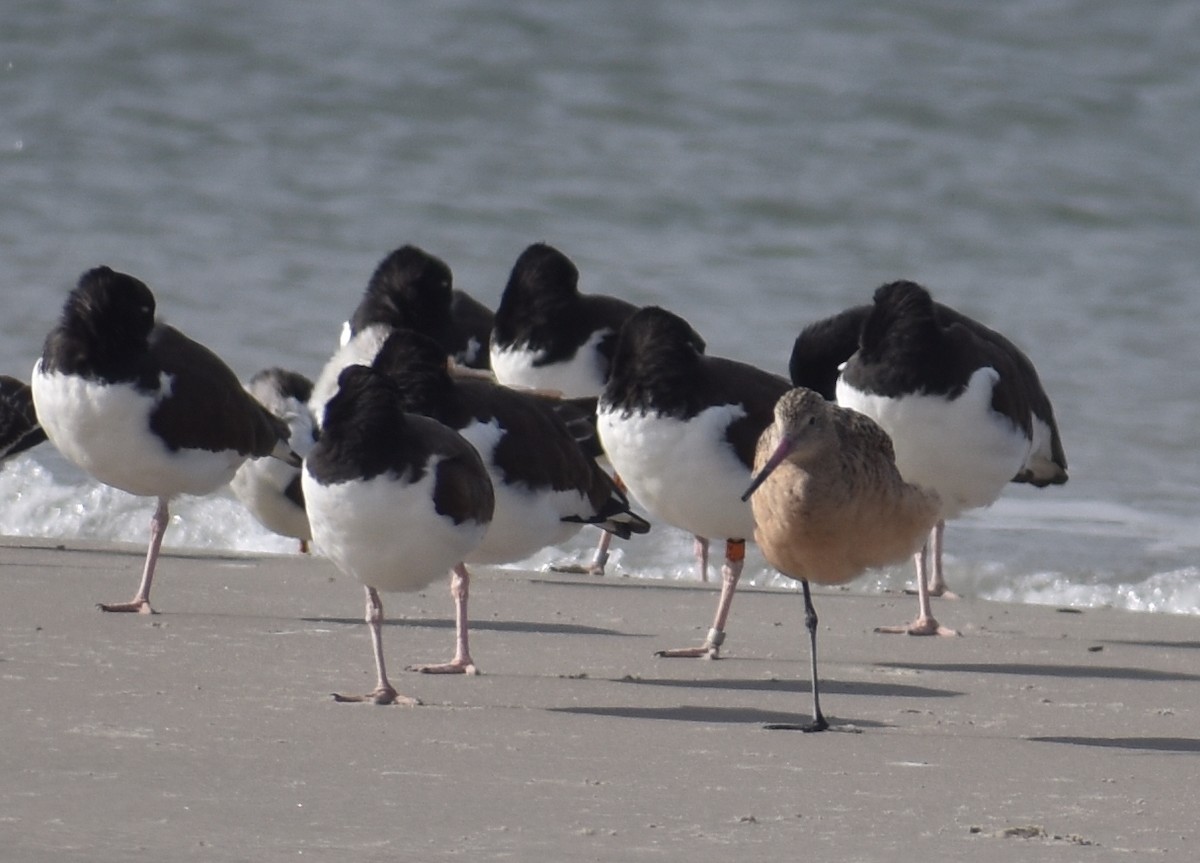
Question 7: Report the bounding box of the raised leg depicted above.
[334,587,419,705]
[875,529,958,636]
[656,538,743,659]
[766,578,829,732]
[408,564,479,675]
[98,496,169,614]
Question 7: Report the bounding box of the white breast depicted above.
[32,363,245,498]
[489,329,611,398]
[836,367,1031,519]
[597,402,756,541]
[302,463,488,593]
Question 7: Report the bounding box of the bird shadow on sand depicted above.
[612,675,961,700]
[301,615,643,638]
[1029,736,1200,753]
[1096,638,1200,651]
[875,661,1200,683]
[547,703,888,729]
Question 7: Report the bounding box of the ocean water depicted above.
[3,0,1199,614]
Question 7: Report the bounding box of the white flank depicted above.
[489,328,611,398]
[230,400,315,541]
[31,363,246,498]
[302,461,488,593]
[456,418,590,563]
[308,324,391,427]
[836,366,1032,520]
[230,463,310,541]
[597,402,756,541]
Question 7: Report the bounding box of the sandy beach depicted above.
[1,536,1196,861]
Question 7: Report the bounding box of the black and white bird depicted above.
[597,306,791,658]
[490,243,638,399]
[230,367,318,552]
[448,288,495,371]
[742,387,941,731]
[0,376,46,465]
[371,328,650,673]
[831,280,1067,635]
[311,245,487,423]
[302,364,494,705]
[489,242,643,574]
[31,266,298,613]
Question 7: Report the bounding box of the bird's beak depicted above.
[741,438,791,502]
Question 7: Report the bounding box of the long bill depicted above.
[741,437,792,502]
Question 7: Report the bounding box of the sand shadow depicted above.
[532,576,721,594]
[548,703,889,729]
[1029,736,1200,753]
[875,661,1200,683]
[1097,639,1200,650]
[302,616,641,638]
[614,676,961,699]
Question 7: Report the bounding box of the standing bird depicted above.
[303,365,494,704]
[311,245,473,424]
[597,306,791,658]
[0,376,47,465]
[230,367,318,552]
[372,329,649,673]
[742,387,940,731]
[31,267,298,613]
[834,280,1066,635]
[490,242,642,574]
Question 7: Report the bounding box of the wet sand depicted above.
[1,536,1196,861]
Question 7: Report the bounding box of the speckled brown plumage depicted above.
[742,387,941,732]
[749,388,939,586]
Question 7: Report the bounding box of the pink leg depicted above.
[694,535,710,583]
[656,538,744,659]
[99,496,170,614]
[903,520,957,598]
[407,564,478,675]
[550,472,629,576]
[924,520,957,598]
[548,527,612,575]
[334,587,419,705]
[876,529,958,637]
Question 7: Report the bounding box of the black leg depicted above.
[765,578,829,733]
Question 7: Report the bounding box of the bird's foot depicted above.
[406,659,479,676]
[547,561,606,576]
[875,617,959,637]
[654,644,721,660]
[332,685,420,706]
[902,586,959,599]
[656,628,724,659]
[97,599,155,614]
[764,717,829,733]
